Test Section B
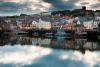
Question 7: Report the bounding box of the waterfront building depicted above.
[62,16,70,19]
[51,17,60,30]
[74,19,85,33]
[65,18,74,24]
[92,20,99,29]
[77,20,81,25]
[9,21,18,30]
[0,19,10,30]
[59,18,66,25]
[38,18,51,30]
[60,23,76,30]
[52,23,60,30]
[18,22,32,30]
[83,20,93,30]
[31,20,38,29]
[5,19,19,30]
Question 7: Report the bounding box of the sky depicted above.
[0,0,100,16]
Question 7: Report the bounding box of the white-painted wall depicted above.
[38,18,51,30]
[83,20,93,29]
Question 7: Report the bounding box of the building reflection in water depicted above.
[0,35,100,67]
[0,35,100,54]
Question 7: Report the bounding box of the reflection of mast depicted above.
[76,39,86,54]
[36,38,39,46]
[79,45,85,54]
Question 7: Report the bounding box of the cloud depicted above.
[0,0,52,14]
[0,0,99,16]
[3,0,52,11]
[43,0,100,11]
[75,0,100,9]
[43,0,78,10]
[0,2,25,13]
[91,3,100,9]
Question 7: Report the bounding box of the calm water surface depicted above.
[0,35,100,67]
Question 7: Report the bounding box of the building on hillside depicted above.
[72,6,86,17]
[40,12,51,16]
[64,16,74,24]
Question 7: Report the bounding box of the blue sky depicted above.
[0,0,100,16]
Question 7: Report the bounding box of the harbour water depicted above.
[0,35,100,67]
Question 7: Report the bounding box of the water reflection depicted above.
[0,35,100,67]
[0,35,100,53]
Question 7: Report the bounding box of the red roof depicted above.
[63,16,70,19]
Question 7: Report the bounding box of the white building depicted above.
[16,21,22,29]
[77,20,81,24]
[66,18,74,23]
[31,20,38,29]
[83,20,93,30]
[92,20,99,29]
[38,18,51,30]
